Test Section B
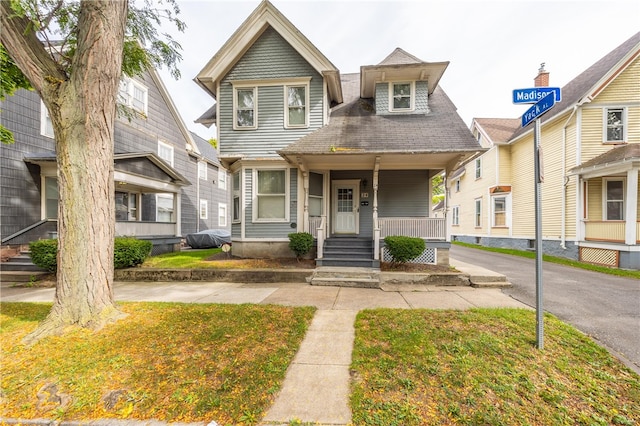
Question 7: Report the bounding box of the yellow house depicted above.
[449,31,640,268]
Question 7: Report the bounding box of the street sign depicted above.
[521,92,556,127]
[513,87,561,104]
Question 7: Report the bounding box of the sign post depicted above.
[513,86,560,350]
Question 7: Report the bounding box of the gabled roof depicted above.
[473,118,520,145]
[189,131,221,167]
[511,31,640,142]
[360,48,449,98]
[195,0,342,104]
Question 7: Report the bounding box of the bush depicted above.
[29,237,153,272]
[114,237,152,268]
[29,239,58,272]
[288,232,313,260]
[384,236,425,264]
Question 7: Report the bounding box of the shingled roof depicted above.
[474,118,520,144]
[570,143,640,175]
[279,73,480,156]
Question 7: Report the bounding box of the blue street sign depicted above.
[513,87,561,104]
[521,92,556,127]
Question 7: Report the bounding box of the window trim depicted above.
[284,83,309,128]
[233,170,242,223]
[452,206,459,226]
[475,158,482,179]
[389,81,415,112]
[119,77,148,115]
[40,101,54,138]
[219,203,228,227]
[198,161,208,181]
[474,198,482,228]
[603,107,626,144]
[252,167,290,223]
[233,85,257,130]
[218,169,227,190]
[156,193,175,223]
[157,140,174,167]
[603,177,625,221]
[492,195,509,228]
[200,199,208,220]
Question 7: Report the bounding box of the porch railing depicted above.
[115,221,177,237]
[379,217,446,240]
[309,216,322,239]
[584,221,625,243]
[315,216,326,259]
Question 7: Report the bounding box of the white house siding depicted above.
[218,27,325,157]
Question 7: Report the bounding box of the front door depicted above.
[333,180,359,234]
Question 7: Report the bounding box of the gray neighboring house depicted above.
[195,0,481,266]
[0,66,227,255]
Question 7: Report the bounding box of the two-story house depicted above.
[449,31,640,269]
[195,0,481,267]
[0,66,228,255]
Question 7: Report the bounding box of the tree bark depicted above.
[1,1,129,344]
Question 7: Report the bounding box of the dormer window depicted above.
[390,82,414,111]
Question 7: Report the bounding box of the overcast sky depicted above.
[157,0,640,141]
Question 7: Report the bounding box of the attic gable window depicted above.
[285,84,308,128]
[118,77,148,115]
[390,82,414,111]
[604,108,626,143]
[234,87,257,129]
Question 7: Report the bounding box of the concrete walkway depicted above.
[0,260,529,426]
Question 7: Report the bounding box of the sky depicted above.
[156,0,640,141]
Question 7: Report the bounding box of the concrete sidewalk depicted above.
[1,262,528,426]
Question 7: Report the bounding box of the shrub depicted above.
[29,237,152,272]
[384,236,425,264]
[29,239,58,272]
[114,237,152,268]
[288,232,313,260]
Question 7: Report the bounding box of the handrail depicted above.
[1,219,50,244]
[317,215,326,259]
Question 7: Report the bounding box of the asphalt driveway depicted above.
[450,244,640,373]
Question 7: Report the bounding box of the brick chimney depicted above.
[534,62,549,87]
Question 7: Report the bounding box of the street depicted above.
[450,245,640,373]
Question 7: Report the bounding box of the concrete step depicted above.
[470,280,512,288]
[316,258,380,268]
[1,262,47,272]
[309,266,381,288]
[0,271,49,283]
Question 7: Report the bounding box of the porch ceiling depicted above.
[284,151,470,171]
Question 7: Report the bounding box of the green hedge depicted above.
[29,237,153,272]
[384,236,425,264]
[288,232,313,259]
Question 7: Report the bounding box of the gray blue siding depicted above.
[377,170,430,216]
[374,81,429,115]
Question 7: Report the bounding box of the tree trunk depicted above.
[18,1,129,344]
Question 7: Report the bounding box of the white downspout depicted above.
[560,106,578,249]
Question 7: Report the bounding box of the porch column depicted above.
[373,156,380,260]
[577,177,585,241]
[175,192,181,237]
[302,171,309,233]
[625,168,638,245]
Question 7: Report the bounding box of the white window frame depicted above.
[233,170,241,223]
[233,86,257,130]
[284,83,309,128]
[603,178,625,221]
[198,161,207,181]
[603,107,626,143]
[452,206,459,226]
[218,169,227,190]
[455,179,460,192]
[43,176,58,219]
[157,140,174,167]
[200,199,208,220]
[118,77,148,115]
[156,193,174,223]
[474,198,482,227]
[492,195,509,227]
[219,203,228,227]
[253,168,290,223]
[475,158,482,179]
[389,81,414,112]
[40,101,54,138]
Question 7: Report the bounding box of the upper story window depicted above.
[198,161,207,180]
[604,108,626,143]
[218,169,227,190]
[390,82,413,111]
[452,206,459,226]
[285,85,308,128]
[475,158,482,179]
[234,87,257,129]
[455,179,461,193]
[119,77,148,115]
[40,101,54,138]
[604,178,624,220]
[158,140,174,167]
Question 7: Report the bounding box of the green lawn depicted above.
[351,308,640,425]
[141,248,220,268]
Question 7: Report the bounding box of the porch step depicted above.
[309,266,380,288]
[316,257,380,268]
[1,252,46,272]
[318,237,377,268]
[0,270,49,283]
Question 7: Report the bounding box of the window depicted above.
[604,108,625,143]
[390,82,413,111]
[475,198,482,227]
[604,179,624,220]
[40,101,54,138]
[218,169,227,190]
[158,140,174,167]
[198,162,207,180]
[493,196,507,227]
[200,199,208,220]
[475,158,482,179]
[234,87,256,129]
[455,179,460,193]
[219,203,228,227]
[452,206,459,226]
[115,192,137,221]
[285,85,308,128]
[309,172,323,216]
[44,177,58,219]
[118,77,148,114]
[156,194,174,222]
[233,171,241,222]
[255,169,288,221]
